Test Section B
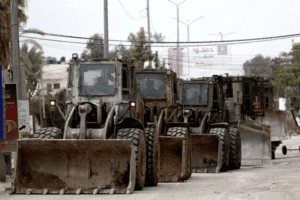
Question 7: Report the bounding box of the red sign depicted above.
[5,84,19,140]
[217,45,228,55]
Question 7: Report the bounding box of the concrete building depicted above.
[42,64,69,96]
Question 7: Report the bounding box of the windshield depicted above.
[183,83,208,105]
[79,64,115,96]
[136,73,166,98]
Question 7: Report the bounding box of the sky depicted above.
[22,0,300,79]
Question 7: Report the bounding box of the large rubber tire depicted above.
[166,127,192,179]
[144,127,160,187]
[209,128,230,172]
[282,145,287,155]
[33,127,63,139]
[116,128,146,191]
[228,128,241,170]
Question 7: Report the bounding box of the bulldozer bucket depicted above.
[239,120,272,166]
[260,108,300,141]
[191,135,222,173]
[158,136,189,182]
[13,139,136,195]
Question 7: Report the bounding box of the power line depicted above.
[3,26,299,44]
[118,0,144,20]
[17,34,300,48]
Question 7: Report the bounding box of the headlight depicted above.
[117,54,123,60]
[72,53,78,59]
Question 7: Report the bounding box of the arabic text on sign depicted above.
[195,62,213,67]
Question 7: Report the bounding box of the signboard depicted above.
[217,45,228,55]
[0,65,5,140]
[168,48,183,75]
[18,100,30,133]
[179,45,244,78]
[5,83,19,140]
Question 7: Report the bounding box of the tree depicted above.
[108,44,132,59]
[19,28,45,99]
[0,0,27,68]
[132,27,155,69]
[243,54,272,76]
[20,43,43,99]
[271,43,300,99]
[81,34,104,61]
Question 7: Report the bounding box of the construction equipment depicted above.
[13,57,150,194]
[222,76,272,165]
[223,75,300,165]
[176,75,233,173]
[131,68,192,182]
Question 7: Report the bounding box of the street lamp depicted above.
[171,16,205,72]
[209,32,237,41]
[168,0,188,78]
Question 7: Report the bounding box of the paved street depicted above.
[1,136,300,200]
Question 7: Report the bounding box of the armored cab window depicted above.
[136,73,166,99]
[122,64,129,101]
[182,83,208,105]
[79,64,115,96]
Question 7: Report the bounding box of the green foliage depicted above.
[271,43,300,99]
[19,29,45,99]
[81,34,104,61]
[0,0,27,68]
[243,54,272,76]
[131,27,154,69]
[108,44,132,59]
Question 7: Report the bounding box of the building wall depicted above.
[42,64,69,95]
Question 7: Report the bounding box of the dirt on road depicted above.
[1,136,300,200]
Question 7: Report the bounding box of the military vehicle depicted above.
[13,56,151,194]
[130,68,192,182]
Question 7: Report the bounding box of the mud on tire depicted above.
[33,127,63,139]
[116,128,146,190]
[209,128,230,172]
[228,128,241,170]
[166,127,192,179]
[144,127,160,187]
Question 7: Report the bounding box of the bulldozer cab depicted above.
[67,60,134,105]
[177,75,228,128]
[222,76,265,120]
[133,69,178,125]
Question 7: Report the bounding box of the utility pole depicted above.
[41,59,46,127]
[171,16,204,72]
[104,0,108,58]
[11,0,20,97]
[147,0,152,68]
[10,0,20,173]
[168,0,187,78]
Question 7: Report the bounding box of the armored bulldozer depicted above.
[130,68,192,182]
[223,75,300,164]
[13,58,151,194]
[222,75,271,166]
[176,75,237,173]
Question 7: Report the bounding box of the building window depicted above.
[54,83,60,89]
[47,84,52,92]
